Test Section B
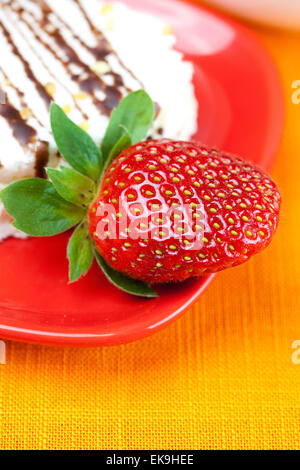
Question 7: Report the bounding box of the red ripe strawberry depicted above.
[89,140,280,284]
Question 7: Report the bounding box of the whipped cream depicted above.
[0,0,197,240]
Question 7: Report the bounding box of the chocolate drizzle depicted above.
[0,0,145,176]
[0,103,36,147]
[73,0,140,85]
[0,21,52,109]
[35,141,49,178]
[59,0,112,61]
[0,66,25,107]
[0,65,45,129]
[3,0,138,117]
[39,0,128,116]
[3,1,89,121]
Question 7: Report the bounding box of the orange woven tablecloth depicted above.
[0,21,300,451]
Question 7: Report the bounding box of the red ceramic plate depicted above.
[0,0,284,347]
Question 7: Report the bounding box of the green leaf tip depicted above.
[104,134,132,172]
[50,102,103,181]
[101,89,155,163]
[94,250,158,298]
[67,222,94,283]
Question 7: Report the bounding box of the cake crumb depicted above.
[163,25,173,35]
[90,61,111,76]
[20,108,33,120]
[73,92,88,100]
[101,3,113,16]
[80,121,89,131]
[62,105,71,114]
[45,82,56,97]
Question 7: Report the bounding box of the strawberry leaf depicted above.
[94,250,158,298]
[50,103,103,181]
[47,167,96,209]
[101,90,155,162]
[104,134,132,172]
[0,179,85,236]
[67,222,93,283]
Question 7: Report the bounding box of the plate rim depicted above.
[0,0,284,347]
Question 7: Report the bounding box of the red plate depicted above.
[0,0,284,346]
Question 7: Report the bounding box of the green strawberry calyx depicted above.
[0,90,158,298]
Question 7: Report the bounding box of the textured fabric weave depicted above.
[0,18,300,451]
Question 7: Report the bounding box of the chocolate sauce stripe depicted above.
[0,65,25,107]
[44,0,134,93]
[0,19,52,110]
[0,64,47,129]
[46,0,111,61]
[0,0,148,175]
[3,0,88,121]
[0,99,37,148]
[0,20,51,152]
[41,1,126,114]
[8,0,123,115]
[0,88,49,175]
[2,0,140,120]
[0,93,49,176]
[74,0,143,89]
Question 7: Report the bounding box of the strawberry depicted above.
[2,91,281,297]
[89,139,281,284]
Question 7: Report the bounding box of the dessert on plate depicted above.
[1,91,281,296]
[0,1,281,298]
[0,0,197,240]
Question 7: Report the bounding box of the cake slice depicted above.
[0,0,197,240]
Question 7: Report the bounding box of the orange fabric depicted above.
[0,21,300,451]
